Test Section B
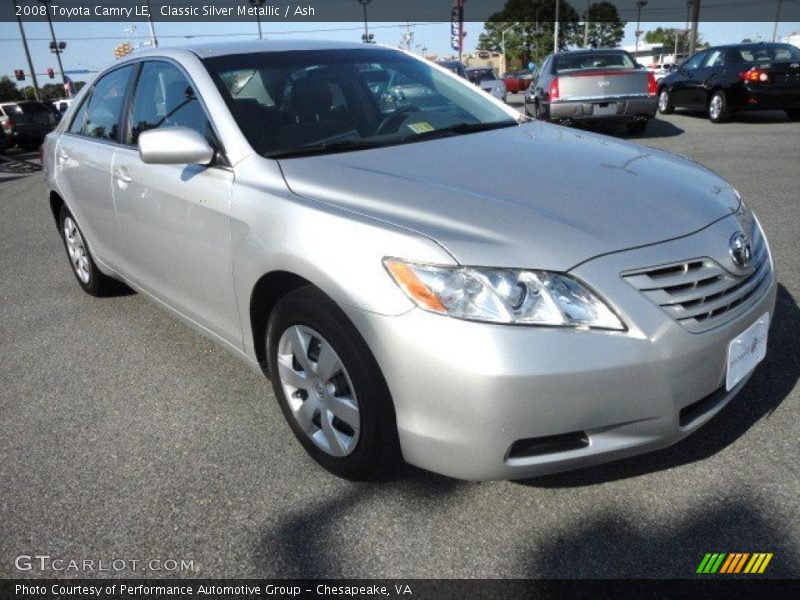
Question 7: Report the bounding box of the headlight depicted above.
[384,259,624,330]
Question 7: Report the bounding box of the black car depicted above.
[0,101,56,150]
[0,126,12,153]
[658,43,800,122]
[436,60,468,80]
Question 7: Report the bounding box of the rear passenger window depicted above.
[79,65,134,141]
[129,61,213,146]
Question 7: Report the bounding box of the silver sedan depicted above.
[43,41,776,481]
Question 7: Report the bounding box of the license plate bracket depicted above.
[726,313,769,391]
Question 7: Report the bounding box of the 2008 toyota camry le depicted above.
[42,41,776,481]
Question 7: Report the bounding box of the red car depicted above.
[503,70,534,93]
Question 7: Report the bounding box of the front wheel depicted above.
[266,286,400,480]
[657,89,674,114]
[708,91,730,123]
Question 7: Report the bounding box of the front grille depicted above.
[622,227,771,333]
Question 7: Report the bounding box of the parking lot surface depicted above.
[1,109,798,578]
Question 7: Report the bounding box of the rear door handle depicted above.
[114,168,132,183]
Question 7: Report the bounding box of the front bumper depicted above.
[548,96,658,122]
[346,216,776,480]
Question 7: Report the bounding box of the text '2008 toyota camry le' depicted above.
[42,41,776,481]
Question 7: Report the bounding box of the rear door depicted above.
[111,59,240,345]
[54,64,136,269]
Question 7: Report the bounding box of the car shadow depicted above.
[586,116,685,139]
[517,283,799,489]
[516,497,800,578]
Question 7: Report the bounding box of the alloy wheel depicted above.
[63,216,90,284]
[658,90,669,112]
[709,94,723,120]
[276,325,360,457]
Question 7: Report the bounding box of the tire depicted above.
[266,286,400,481]
[625,120,649,136]
[786,108,800,120]
[708,91,730,123]
[657,88,674,114]
[59,205,125,297]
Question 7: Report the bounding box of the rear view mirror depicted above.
[138,127,215,165]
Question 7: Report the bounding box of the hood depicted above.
[278,122,740,271]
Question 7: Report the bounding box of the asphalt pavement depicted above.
[1,106,798,579]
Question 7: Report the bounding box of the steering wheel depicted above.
[376,106,421,135]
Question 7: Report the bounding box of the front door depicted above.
[112,60,241,346]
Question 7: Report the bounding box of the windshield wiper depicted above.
[266,139,383,159]
[399,120,518,143]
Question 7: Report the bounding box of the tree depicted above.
[570,1,625,48]
[644,27,702,55]
[0,76,23,102]
[478,0,582,69]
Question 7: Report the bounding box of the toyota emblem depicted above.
[729,231,752,269]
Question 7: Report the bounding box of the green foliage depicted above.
[644,27,701,54]
[0,76,23,101]
[569,1,626,49]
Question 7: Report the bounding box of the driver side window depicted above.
[683,52,708,70]
[129,61,214,146]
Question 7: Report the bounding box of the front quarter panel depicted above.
[230,154,457,361]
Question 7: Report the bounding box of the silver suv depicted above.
[43,41,775,481]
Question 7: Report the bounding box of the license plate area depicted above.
[726,313,769,391]
[592,103,618,116]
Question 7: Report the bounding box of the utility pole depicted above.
[145,0,158,46]
[554,0,560,53]
[12,0,40,100]
[583,0,590,48]
[772,0,783,42]
[249,0,264,40]
[36,0,68,93]
[634,0,648,58]
[689,0,701,53]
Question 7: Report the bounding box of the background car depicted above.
[525,49,658,135]
[503,70,535,93]
[436,60,468,80]
[466,66,507,102]
[0,125,11,153]
[657,42,800,123]
[52,98,74,113]
[648,61,674,82]
[0,101,56,150]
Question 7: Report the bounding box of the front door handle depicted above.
[114,168,132,183]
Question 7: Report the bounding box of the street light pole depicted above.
[145,0,158,47]
[36,0,68,92]
[554,0,560,53]
[12,0,40,101]
[772,0,783,42]
[634,0,648,58]
[584,0,590,48]
[500,23,518,75]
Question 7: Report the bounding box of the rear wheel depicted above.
[59,205,125,296]
[266,286,400,480]
[708,91,730,123]
[625,120,649,136]
[786,108,800,120]
[657,88,674,114]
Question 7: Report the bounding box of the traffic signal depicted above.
[14,69,24,81]
[47,68,55,79]
[114,42,133,59]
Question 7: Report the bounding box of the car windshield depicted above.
[205,48,516,158]
[734,44,800,64]
[554,52,636,73]
[467,69,497,83]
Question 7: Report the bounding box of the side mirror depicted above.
[138,126,215,165]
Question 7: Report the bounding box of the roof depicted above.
[181,39,374,58]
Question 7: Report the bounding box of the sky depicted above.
[1,19,799,88]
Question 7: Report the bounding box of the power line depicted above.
[0,22,445,43]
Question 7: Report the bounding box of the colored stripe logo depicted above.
[696,552,773,574]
